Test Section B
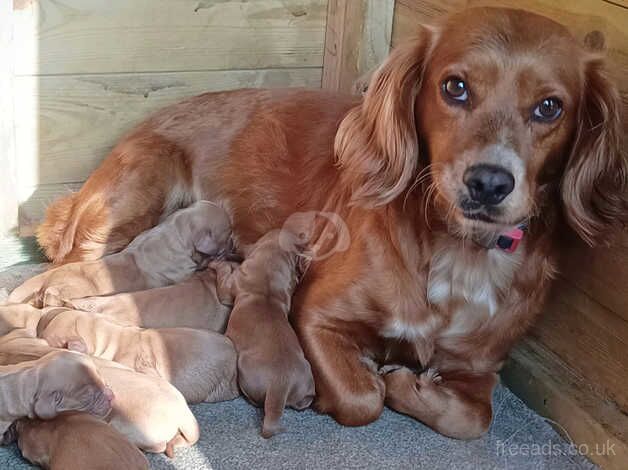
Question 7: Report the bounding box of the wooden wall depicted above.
[391,2,628,468]
[8,0,328,236]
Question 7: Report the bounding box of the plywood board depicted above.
[322,0,394,93]
[13,67,322,186]
[13,0,327,75]
[531,279,628,412]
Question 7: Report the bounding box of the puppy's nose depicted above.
[463,164,514,205]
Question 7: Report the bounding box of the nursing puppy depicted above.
[9,201,232,306]
[225,230,315,438]
[0,334,199,455]
[14,413,149,470]
[37,307,239,404]
[67,265,237,331]
[0,338,112,438]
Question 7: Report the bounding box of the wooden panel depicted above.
[322,0,394,93]
[557,232,628,323]
[392,0,628,129]
[13,0,327,75]
[531,279,628,412]
[0,1,17,238]
[13,67,322,186]
[503,339,628,470]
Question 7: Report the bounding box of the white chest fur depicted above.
[380,237,524,343]
[427,238,523,318]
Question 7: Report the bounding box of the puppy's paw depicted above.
[41,287,66,307]
[418,368,442,387]
[66,338,88,354]
[378,364,405,375]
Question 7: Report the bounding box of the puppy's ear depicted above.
[335,25,438,207]
[561,56,627,246]
[33,391,61,419]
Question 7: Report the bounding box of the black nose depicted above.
[463,164,515,206]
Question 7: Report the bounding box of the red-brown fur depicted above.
[36,8,626,438]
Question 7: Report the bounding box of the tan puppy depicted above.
[0,304,42,336]
[67,265,236,331]
[0,334,199,455]
[0,342,113,438]
[224,230,315,438]
[37,307,239,404]
[91,357,200,455]
[9,201,232,306]
[14,413,149,470]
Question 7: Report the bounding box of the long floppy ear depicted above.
[561,56,628,246]
[335,26,437,207]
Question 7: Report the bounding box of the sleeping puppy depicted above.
[37,307,239,404]
[8,201,232,307]
[0,335,113,439]
[0,304,43,336]
[67,265,238,331]
[92,357,200,456]
[14,413,149,470]
[223,230,315,438]
[0,334,200,455]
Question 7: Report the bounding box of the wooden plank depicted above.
[321,0,394,93]
[13,0,327,75]
[503,338,628,470]
[557,231,628,323]
[530,279,628,412]
[392,0,628,129]
[13,67,322,187]
[0,1,17,238]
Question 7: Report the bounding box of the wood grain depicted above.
[531,279,628,412]
[322,0,394,93]
[13,0,327,75]
[13,67,322,186]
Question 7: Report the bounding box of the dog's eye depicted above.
[442,77,468,103]
[533,97,562,122]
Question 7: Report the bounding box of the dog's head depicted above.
[336,7,626,245]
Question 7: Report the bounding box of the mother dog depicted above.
[36,8,626,439]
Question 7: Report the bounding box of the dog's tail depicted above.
[261,383,289,438]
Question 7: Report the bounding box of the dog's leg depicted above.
[299,325,385,426]
[382,366,496,439]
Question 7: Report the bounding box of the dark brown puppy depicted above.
[223,230,314,437]
[14,413,149,470]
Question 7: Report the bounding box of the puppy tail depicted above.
[261,384,288,439]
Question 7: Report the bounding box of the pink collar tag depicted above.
[495,227,525,253]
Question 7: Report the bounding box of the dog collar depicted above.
[472,223,527,253]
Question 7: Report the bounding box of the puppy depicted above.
[0,304,42,336]
[14,413,149,470]
[224,230,315,437]
[37,307,239,404]
[0,334,199,455]
[9,201,232,306]
[92,356,201,455]
[67,265,237,330]
[0,341,113,438]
